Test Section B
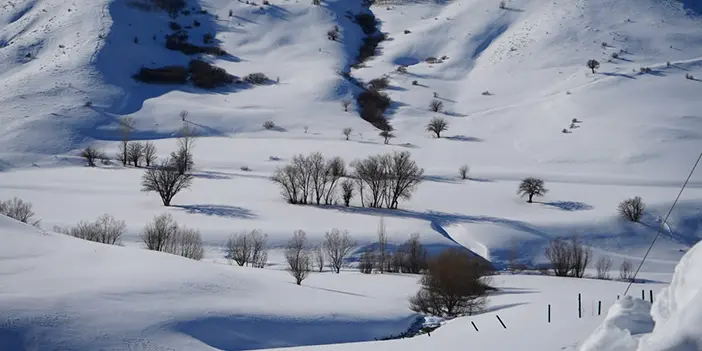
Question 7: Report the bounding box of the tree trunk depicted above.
[528,194,533,203]
[591,68,595,74]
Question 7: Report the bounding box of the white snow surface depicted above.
[1,0,702,349]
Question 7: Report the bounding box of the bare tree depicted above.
[398,233,427,274]
[342,127,353,140]
[545,238,571,277]
[620,260,634,282]
[341,179,354,206]
[352,155,388,208]
[323,156,346,205]
[459,165,469,180]
[127,141,145,167]
[409,248,492,317]
[359,248,374,274]
[429,99,444,113]
[342,100,352,112]
[426,117,449,138]
[569,236,591,278]
[171,227,204,260]
[180,110,189,121]
[141,213,178,251]
[587,59,600,74]
[384,151,424,209]
[376,217,388,273]
[141,158,193,206]
[250,230,268,268]
[271,165,301,204]
[517,177,548,203]
[313,245,325,272]
[379,129,395,144]
[226,231,253,266]
[618,196,645,222]
[170,124,197,175]
[80,146,106,167]
[143,141,157,167]
[285,230,311,285]
[595,256,613,280]
[309,152,328,205]
[323,228,356,273]
[0,197,40,226]
[119,116,136,167]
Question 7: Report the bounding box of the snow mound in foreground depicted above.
[580,296,654,351]
[641,242,702,350]
[581,241,702,351]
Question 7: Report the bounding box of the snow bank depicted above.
[640,242,702,350]
[581,242,702,351]
[580,296,654,351]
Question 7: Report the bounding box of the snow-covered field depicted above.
[1,0,701,349]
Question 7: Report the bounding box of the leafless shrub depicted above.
[55,214,125,245]
[141,158,193,206]
[323,228,356,273]
[618,196,645,222]
[127,141,145,167]
[498,1,506,9]
[327,28,339,41]
[619,259,634,281]
[397,65,407,73]
[226,232,250,266]
[286,230,311,285]
[170,227,204,260]
[141,213,178,251]
[545,238,571,277]
[517,177,548,203]
[189,60,234,88]
[244,72,269,84]
[409,248,492,317]
[0,198,40,226]
[143,141,157,167]
[263,120,276,130]
[459,165,469,180]
[341,179,354,206]
[429,99,444,113]
[80,146,106,167]
[342,127,353,140]
[595,256,613,280]
[686,73,695,80]
[426,117,448,137]
[342,100,352,112]
[368,77,390,90]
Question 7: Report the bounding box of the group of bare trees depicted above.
[271,151,423,210]
[359,219,428,274]
[113,117,158,168]
[281,228,358,285]
[544,236,591,278]
[141,125,197,206]
[54,214,126,245]
[140,213,204,260]
[226,230,269,268]
[409,248,493,317]
[0,197,40,227]
[271,152,346,205]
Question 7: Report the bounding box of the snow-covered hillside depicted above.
[1,0,701,349]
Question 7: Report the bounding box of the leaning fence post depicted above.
[548,304,551,323]
[598,301,602,316]
[496,315,506,329]
[650,290,653,303]
[642,290,645,300]
[578,293,582,318]
[471,321,479,331]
